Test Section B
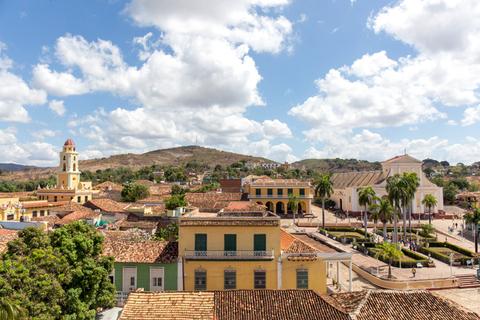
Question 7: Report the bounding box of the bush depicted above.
[419,241,476,265]
[318,226,374,244]
[121,183,150,202]
[165,194,187,210]
[355,242,431,268]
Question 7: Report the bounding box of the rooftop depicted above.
[0,229,17,253]
[180,209,279,227]
[84,198,127,213]
[250,178,311,187]
[102,231,177,264]
[280,230,318,261]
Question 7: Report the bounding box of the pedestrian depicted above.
[412,267,416,278]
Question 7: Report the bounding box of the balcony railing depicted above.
[184,250,275,260]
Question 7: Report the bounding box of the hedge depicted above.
[354,242,431,268]
[419,241,477,265]
[318,227,374,244]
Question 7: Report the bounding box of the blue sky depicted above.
[0,0,479,166]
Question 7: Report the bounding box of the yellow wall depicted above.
[250,186,313,198]
[179,225,281,254]
[282,259,327,294]
[183,260,278,291]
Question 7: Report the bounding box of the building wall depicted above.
[113,262,177,292]
[249,186,313,214]
[281,259,327,294]
[183,260,278,291]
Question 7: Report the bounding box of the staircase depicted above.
[456,274,480,288]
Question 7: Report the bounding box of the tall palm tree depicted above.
[314,174,333,229]
[464,208,480,253]
[288,194,299,225]
[0,300,23,320]
[375,242,402,279]
[401,172,420,241]
[422,194,438,225]
[371,197,395,241]
[386,174,407,244]
[358,186,376,237]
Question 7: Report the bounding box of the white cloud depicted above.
[0,46,47,123]
[32,64,88,96]
[34,129,57,140]
[48,99,66,116]
[461,105,480,126]
[261,119,292,138]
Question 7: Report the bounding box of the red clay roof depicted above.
[84,198,127,213]
[223,201,265,212]
[64,138,75,146]
[102,231,177,263]
[280,230,318,261]
[21,201,69,209]
[56,209,99,225]
[185,192,243,210]
[0,229,17,253]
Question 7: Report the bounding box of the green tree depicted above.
[464,208,480,253]
[0,300,24,320]
[375,242,402,279]
[420,223,434,238]
[358,186,376,237]
[165,195,187,210]
[314,174,333,229]
[0,222,115,319]
[386,174,407,244]
[370,197,394,241]
[121,183,150,202]
[443,183,459,204]
[153,223,179,241]
[171,184,186,196]
[402,172,420,240]
[288,194,299,225]
[422,194,438,224]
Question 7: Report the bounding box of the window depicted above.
[255,188,261,196]
[130,276,135,286]
[195,234,207,252]
[277,189,283,196]
[254,234,266,252]
[152,277,163,287]
[77,196,81,203]
[224,234,237,255]
[267,188,273,196]
[299,188,305,196]
[224,270,236,290]
[63,163,66,171]
[40,210,45,216]
[54,196,57,202]
[254,270,266,289]
[287,188,293,195]
[296,269,308,289]
[32,211,38,217]
[85,196,88,202]
[194,270,207,291]
[7,214,14,221]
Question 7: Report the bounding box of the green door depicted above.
[224,234,237,252]
[195,234,207,251]
[253,234,266,252]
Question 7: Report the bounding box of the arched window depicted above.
[63,155,66,160]
[63,163,66,171]
[73,163,76,171]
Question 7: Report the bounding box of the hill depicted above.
[291,158,382,173]
[0,163,40,172]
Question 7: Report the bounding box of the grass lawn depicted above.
[429,247,469,259]
[329,231,366,239]
[380,232,431,241]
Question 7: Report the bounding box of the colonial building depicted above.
[36,139,94,204]
[330,154,444,215]
[245,178,313,215]
[177,204,346,294]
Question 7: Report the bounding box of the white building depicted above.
[330,155,444,215]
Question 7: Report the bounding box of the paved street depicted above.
[435,288,480,315]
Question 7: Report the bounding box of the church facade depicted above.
[330,155,444,215]
[36,139,94,204]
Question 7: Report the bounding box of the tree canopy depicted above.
[0,222,115,319]
[121,183,150,202]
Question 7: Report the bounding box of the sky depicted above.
[1,0,480,166]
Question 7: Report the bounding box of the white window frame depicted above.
[122,267,137,292]
[149,267,165,291]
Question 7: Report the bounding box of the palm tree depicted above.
[464,208,480,253]
[371,197,395,241]
[375,242,402,279]
[386,174,406,244]
[422,194,438,225]
[401,172,420,241]
[288,194,299,225]
[314,174,333,229]
[0,300,23,320]
[358,186,376,238]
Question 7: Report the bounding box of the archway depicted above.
[339,199,343,211]
[265,201,274,212]
[298,202,305,215]
[275,202,285,215]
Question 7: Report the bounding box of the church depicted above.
[36,139,94,204]
[330,154,444,215]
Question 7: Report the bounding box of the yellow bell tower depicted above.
[57,138,81,190]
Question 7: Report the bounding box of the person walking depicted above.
[412,267,416,278]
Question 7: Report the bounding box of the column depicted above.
[348,260,352,292]
[336,261,340,290]
[177,258,184,291]
[277,255,282,289]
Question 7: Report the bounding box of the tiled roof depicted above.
[94,181,123,191]
[280,230,318,261]
[223,201,265,212]
[84,198,127,213]
[31,215,60,227]
[185,192,243,210]
[0,229,17,253]
[64,138,75,146]
[382,154,422,164]
[214,290,349,320]
[250,178,311,187]
[119,292,214,320]
[51,202,91,213]
[328,290,480,320]
[330,171,387,189]
[115,219,160,230]
[20,201,68,209]
[102,231,178,263]
[56,208,99,225]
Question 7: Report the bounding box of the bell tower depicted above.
[57,138,81,189]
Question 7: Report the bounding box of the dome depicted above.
[64,138,75,146]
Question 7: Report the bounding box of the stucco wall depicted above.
[114,262,177,292]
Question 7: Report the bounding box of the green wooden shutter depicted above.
[253,234,266,251]
[224,234,237,251]
[195,234,207,251]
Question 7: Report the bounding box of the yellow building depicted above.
[36,139,94,204]
[0,196,21,221]
[245,178,313,215]
[178,204,336,294]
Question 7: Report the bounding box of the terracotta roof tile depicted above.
[94,181,123,191]
[102,231,177,263]
[223,201,265,212]
[0,229,17,253]
[119,292,214,320]
[185,192,243,211]
[56,208,99,225]
[280,230,318,261]
[84,198,127,213]
[329,290,480,320]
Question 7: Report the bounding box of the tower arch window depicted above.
[63,163,66,171]
[73,163,76,171]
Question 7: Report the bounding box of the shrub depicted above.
[354,242,431,268]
